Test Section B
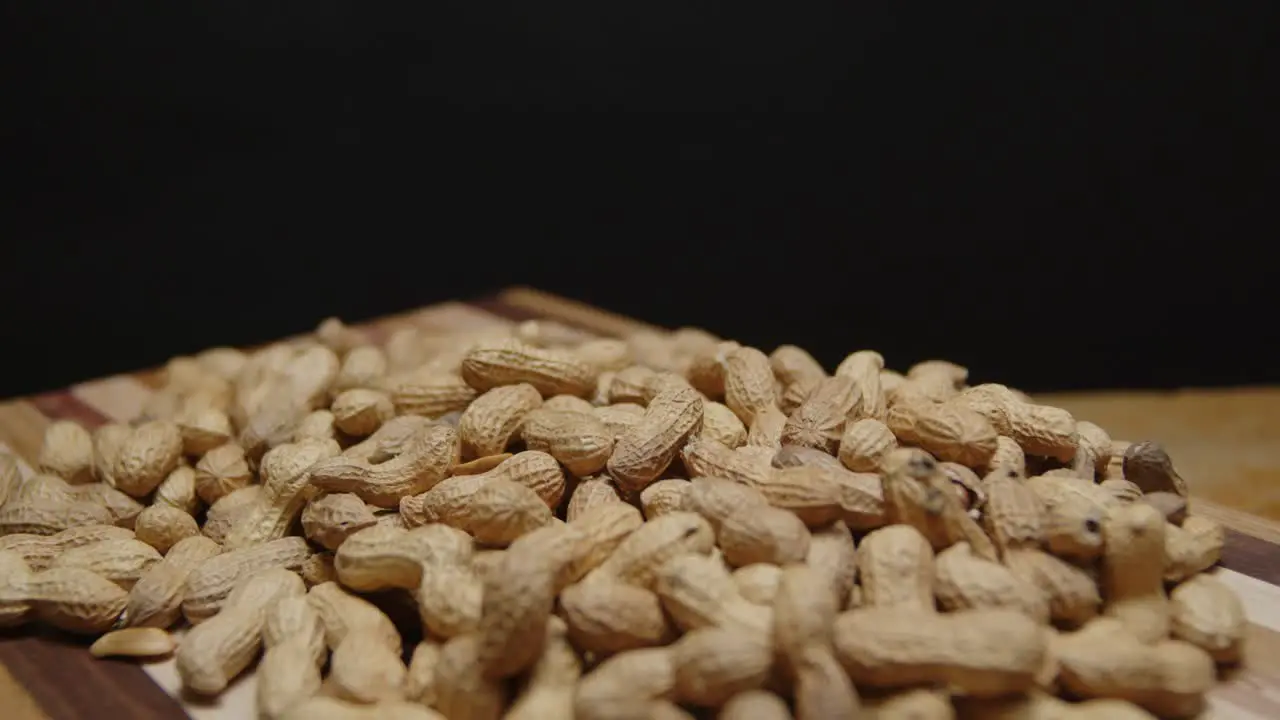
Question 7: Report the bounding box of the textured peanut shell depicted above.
[457,383,543,458]
[608,386,704,493]
[183,536,311,623]
[309,424,459,507]
[833,607,1047,697]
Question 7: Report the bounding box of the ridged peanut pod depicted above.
[608,365,656,405]
[182,536,312,623]
[769,344,826,388]
[307,581,401,653]
[833,350,886,421]
[716,502,811,568]
[781,377,859,453]
[723,347,779,425]
[686,478,768,529]
[331,345,388,395]
[699,401,748,448]
[193,442,252,505]
[755,465,846,527]
[0,525,133,571]
[0,453,21,507]
[1073,420,1113,477]
[670,625,773,707]
[0,550,31,627]
[341,416,429,463]
[461,339,598,397]
[857,524,936,612]
[1025,475,1110,561]
[593,403,645,440]
[0,497,114,536]
[300,492,378,550]
[1102,503,1170,643]
[639,479,692,519]
[909,402,999,469]
[175,407,233,456]
[680,438,774,488]
[881,449,998,561]
[432,634,507,720]
[1003,548,1100,627]
[336,522,471,592]
[586,511,715,590]
[804,521,857,608]
[838,418,898,473]
[685,341,738,399]
[563,502,645,585]
[50,538,162,590]
[574,647,676,720]
[330,388,395,437]
[746,405,788,450]
[38,421,95,484]
[719,690,792,720]
[565,475,625,522]
[476,525,582,679]
[1056,618,1215,718]
[309,424,459,507]
[506,617,582,720]
[833,607,1048,697]
[176,568,305,695]
[608,386,704,493]
[1123,441,1188,496]
[981,468,1046,553]
[522,408,616,476]
[329,631,408,703]
[400,450,564,529]
[202,486,261,545]
[109,421,185,498]
[934,542,1049,622]
[461,478,556,546]
[1164,516,1224,582]
[573,338,632,374]
[9,566,129,633]
[258,596,326,720]
[985,435,1027,476]
[906,360,968,401]
[654,553,773,636]
[560,578,675,654]
[223,439,340,549]
[387,369,478,418]
[1170,574,1246,663]
[457,383,543,458]
[153,465,200,515]
[125,535,222,628]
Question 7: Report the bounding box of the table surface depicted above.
[2,286,1279,720]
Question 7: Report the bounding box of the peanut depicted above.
[89,627,176,658]
[183,536,311,622]
[177,568,306,694]
[133,504,200,554]
[462,338,597,397]
[833,607,1047,697]
[0,315,1246,720]
[310,423,459,507]
[38,420,96,484]
[608,386,704,493]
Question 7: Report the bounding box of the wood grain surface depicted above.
[1,286,1277,719]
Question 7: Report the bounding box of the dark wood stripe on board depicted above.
[0,631,188,720]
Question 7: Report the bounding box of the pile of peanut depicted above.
[0,316,1246,719]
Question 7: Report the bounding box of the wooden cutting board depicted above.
[1,287,1278,720]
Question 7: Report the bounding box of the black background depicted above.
[5,4,1278,398]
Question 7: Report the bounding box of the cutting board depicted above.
[1,287,1278,720]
